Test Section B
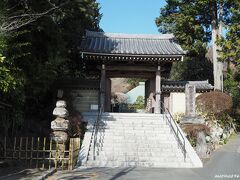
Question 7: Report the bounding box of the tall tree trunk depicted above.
[219,0,223,37]
[218,0,224,92]
[212,0,222,91]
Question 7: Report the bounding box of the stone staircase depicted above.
[78,113,202,168]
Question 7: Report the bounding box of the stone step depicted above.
[101,113,164,117]
[102,130,171,135]
[101,138,177,143]
[92,135,179,141]
[93,140,180,147]
[101,127,171,132]
[102,121,168,124]
[92,148,182,154]
[101,117,165,120]
[101,134,173,138]
[98,149,183,155]
[98,144,181,152]
[93,143,182,152]
[103,124,168,127]
[90,150,185,157]
[102,137,176,142]
[102,124,170,128]
[102,126,171,130]
[102,116,164,119]
[98,132,173,136]
[101,115,163,118]
[92,156,189,162]
[85,160,192,168]
[102,120,167,124]
[101,119,165,123]
[97,143,178,148]
[103,130,173,135]
[99,127,170,130]
[100,119,166,122]
[102,132,173,136]
[102,125,170,128]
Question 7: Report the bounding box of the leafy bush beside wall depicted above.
[196,91,233,114]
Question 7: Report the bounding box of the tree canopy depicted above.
[156,0,240,108]
[156,0,239,84]
[218,1,240,67]
[0,0,102,135]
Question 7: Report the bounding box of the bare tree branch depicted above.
[0,0,70,34]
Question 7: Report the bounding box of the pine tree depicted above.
[155,0,233,90]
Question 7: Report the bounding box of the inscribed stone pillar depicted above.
[181,84,205,124]
[155,66,161,114]
[185,84,196,117]
[100,64,106,112]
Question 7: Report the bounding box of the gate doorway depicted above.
[110,78,146,113]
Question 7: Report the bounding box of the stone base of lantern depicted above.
[180,116,205,125]
[50,130,69,159]
[51,131,69,143]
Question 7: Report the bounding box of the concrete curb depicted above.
[37,168,57,180]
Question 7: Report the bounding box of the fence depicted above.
[0,137,80,170]
[0,101,12,136]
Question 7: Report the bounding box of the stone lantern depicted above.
[51,100,70,154]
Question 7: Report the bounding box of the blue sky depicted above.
[97,0,166,34]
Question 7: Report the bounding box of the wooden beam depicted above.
[106,71,155,78]
[96,65,167,72]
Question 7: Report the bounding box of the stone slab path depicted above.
[0,167,52,180]
[49,133,240,180]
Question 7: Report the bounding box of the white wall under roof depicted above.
[171,92,202,115]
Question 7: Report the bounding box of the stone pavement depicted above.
[48,133,240,180]
[0,166,55,180]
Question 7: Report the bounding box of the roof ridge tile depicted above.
[86,30,175,40]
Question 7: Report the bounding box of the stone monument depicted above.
[51,100,70,156]
[195,131,209,158]
[181,84,205,124]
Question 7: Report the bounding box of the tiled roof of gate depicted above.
[162,80,213,92]
[80,31,185,56]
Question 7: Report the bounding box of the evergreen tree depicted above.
[218,1,240,108]
[155,0,232,85]
[0,0,102,135]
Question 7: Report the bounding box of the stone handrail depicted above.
[92,105,103,160]
[160,102,186,161]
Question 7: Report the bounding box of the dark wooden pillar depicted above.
[145,78,156,113]
[105,78,111,112]
[100,64,106,112]
[155,66,161,113]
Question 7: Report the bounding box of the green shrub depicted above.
[196,92,237,133]
[196,91,232,114]
[133,96,145,109]
[173,112,185,123]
